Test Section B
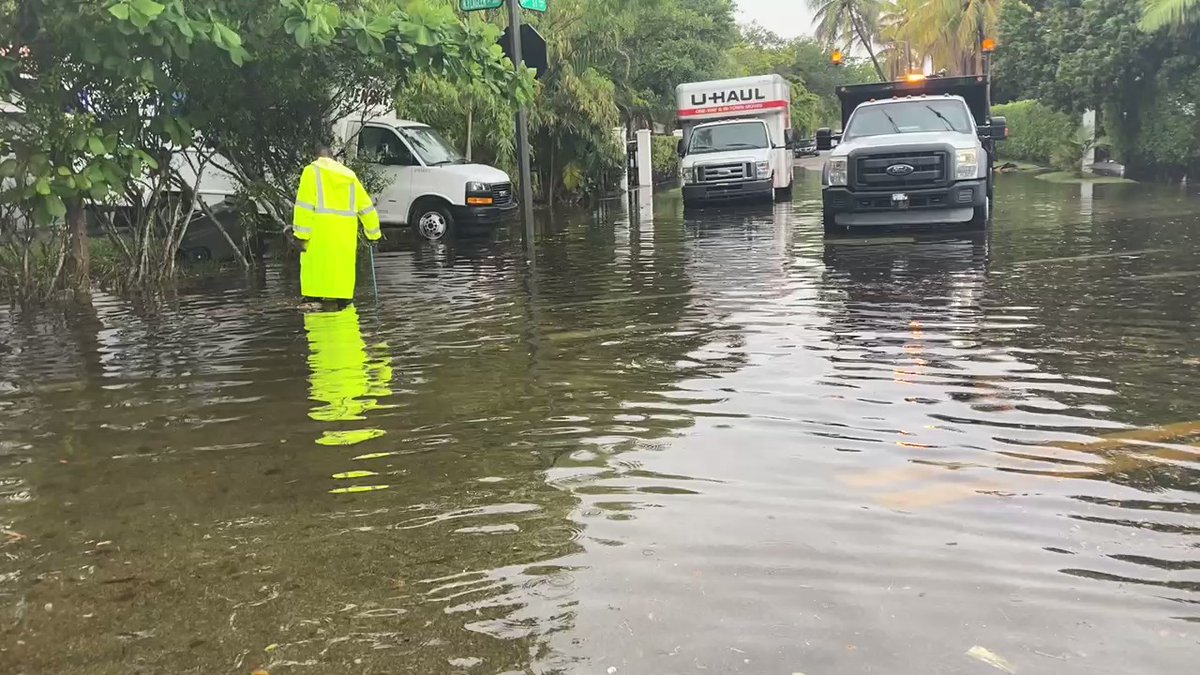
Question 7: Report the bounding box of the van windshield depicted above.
[688,121,770,155]
[845,99,973,139]
[399,126,465,166]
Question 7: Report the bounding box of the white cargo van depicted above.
[187,110,517,242]
[675,75,795,208]
[336,112,516,241]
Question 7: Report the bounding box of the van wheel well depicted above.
[408,196,453,225]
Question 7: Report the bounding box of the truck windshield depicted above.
[845,100,973,139]
[399,126,465,166]
[688,121,769,155]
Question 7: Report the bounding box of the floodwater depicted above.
[1,172,1199,674]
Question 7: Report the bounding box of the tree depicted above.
[808,0,886,79]
[1140,0,1199,30]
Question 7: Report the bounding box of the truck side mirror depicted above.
[784,129,795,149]
[677,138,685,157]
[815,128,833,151]
[986,116,1008,140]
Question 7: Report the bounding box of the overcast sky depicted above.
[735,0,815,38]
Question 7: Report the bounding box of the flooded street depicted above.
[2,172,1199,673]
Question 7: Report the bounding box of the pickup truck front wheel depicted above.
[822,209,845,235]
[968,199,991,230]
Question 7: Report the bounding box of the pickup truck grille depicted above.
[854,151,947,190]
[491,182,513,205]
[698,162,752,183]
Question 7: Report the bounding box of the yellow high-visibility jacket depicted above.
[292,157,381,300]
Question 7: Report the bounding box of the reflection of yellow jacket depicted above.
[293,157,381,300]
[304,305,393,422]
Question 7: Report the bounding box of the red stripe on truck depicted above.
[677,100,789,118]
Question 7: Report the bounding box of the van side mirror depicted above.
[677,138,685,157]
[784,129,795,149]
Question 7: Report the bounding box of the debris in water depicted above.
[967,645,1016,673]
[316,429,386,446]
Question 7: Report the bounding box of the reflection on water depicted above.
[1,173,1198,673]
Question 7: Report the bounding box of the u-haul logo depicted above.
[690,87,768,106]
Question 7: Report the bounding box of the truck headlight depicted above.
[755,161,770,178]
[955,149,979,180]
[826,158,848,186]
[682,167,697,184]
[466,181,489,194]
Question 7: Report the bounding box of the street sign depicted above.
[460,0,502,11]
[519,0,548,10]
[501,24,548,80]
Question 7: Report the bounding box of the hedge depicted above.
[991,100,1077,166]
[651,135,681,184]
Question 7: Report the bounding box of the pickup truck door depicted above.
[357,125,419,224]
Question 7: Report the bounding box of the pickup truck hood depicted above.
[832,131,977,158]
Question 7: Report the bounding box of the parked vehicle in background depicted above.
[675,75,795,208]
[794,137,819,158]
[816,74,1007,234]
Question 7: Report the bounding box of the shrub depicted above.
[992,100,1077,166]
[651,135,681,184]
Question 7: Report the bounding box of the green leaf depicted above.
[130,0,165,19]
[355,31,371,55]
[35,177,52,196]
[88,136,106,155]
[90,183,110,200]
[82,41,101,64]
[45,195,67,219]
[57,166,72,177]
[295,23,311,48]
[141,152,159,170]
[103,135,118,153]
[0,158,16,178]
[140,60,154,81]
[108,3,131,21]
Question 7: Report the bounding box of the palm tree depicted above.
[885,0,1002,76]
[808,0,887,79]
[1140,0,1198,30]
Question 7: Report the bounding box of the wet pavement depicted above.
[1,172,1199,674]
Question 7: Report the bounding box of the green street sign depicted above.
[520,0,548,11]
[460,0,502,11]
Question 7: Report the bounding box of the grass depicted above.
[1035,171,1136,185]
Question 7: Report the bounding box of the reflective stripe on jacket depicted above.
[292,157,381,300]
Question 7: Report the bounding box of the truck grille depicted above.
[491,182,513,205]
[698,162,752,183]
[854,151,947,190]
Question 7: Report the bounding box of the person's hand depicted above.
[297,239,308,252]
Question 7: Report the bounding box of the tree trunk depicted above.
[65,198,89,295]
[465,98,474,162]
[851,14,885,80]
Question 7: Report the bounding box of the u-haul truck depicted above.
[675,74,794,208]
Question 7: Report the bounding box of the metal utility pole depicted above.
[507,0,536,250]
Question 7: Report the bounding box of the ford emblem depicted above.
[886,163,915,177]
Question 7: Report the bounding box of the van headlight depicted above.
[955,149,979,180]
[466,181,489,194]
[826,158,848,186]
[755,161,770,178]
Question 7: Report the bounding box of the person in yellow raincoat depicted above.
[292,146,381,306]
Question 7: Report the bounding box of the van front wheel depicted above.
[411,201,453,241]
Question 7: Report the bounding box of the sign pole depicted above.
[507,0,536,252]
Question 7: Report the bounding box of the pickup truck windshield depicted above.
[399,126,465,166]
[688,121,769,155]
[844,100,973,139]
